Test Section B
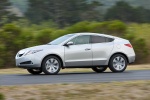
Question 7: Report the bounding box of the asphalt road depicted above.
[0,70,150,86]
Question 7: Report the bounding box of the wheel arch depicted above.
[41,54,64,68]
[109,52,129,64]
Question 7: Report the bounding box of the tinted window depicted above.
[91,36,106,43]
[105,37,114,42]
[70,35,90,45]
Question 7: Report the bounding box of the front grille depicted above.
[20,61,33,65]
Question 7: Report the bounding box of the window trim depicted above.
[64,34,114,46]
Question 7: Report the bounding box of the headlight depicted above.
[25,49,43,56]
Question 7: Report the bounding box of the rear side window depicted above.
[105,37,114,42]
[91,35,114,43]
[91,36,106,43]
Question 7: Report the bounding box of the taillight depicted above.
[124,44,132,48]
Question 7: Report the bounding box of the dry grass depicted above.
[0,64,150,74]
[0,81,150,100]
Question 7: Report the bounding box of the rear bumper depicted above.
[128,55,135,63]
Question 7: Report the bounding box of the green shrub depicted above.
[107,20,127,35]
[51,29,71,39]
[0,93,5,100]
[87,20,127,36]
[0,21,149,68]
[35,29,53,44]
[124,33,149,63]
[87,22,104,33]
[67,21,90,33]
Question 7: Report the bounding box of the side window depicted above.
[105,37,114,42]
[70,35,90,45]
[91,36,106,43]
[69,37,76,44]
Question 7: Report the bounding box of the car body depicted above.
[15,33,135,74]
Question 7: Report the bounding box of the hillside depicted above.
[10,0,150,14]
[96,0,150,9]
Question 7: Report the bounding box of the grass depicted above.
[0,81,150,100]
[0,64,150,74]
[0,60,149,100]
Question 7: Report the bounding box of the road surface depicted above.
[0,70,150,86]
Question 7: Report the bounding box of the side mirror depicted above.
[65,41,73,46]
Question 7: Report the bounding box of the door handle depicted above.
[85,48,91,51]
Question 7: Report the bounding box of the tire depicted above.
[109,54,127,72]
[42,56,61,75]
[92,66,107,73]
[27,69,42,75]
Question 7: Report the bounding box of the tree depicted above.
[0,0,17,26]
[104,1,135,22]
[133,6,150,23]
[104,1,150,23]
[25,0,102,27]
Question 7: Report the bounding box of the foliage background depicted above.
[0,0,150,68]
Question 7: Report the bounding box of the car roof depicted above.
[71,32,115,38]
[70,32,128,41]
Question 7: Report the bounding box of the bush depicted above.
[67,21,90,33]
[124,33,149,63]
[0,93,5,100]
[35,29,53,45]
[87,20,127,36]
[0,24,23,67]
[107,20,127,35]
[0,20,149,68]
[51,29,71,39]
[87,22,105,33]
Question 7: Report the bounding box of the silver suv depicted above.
[15,33,135,75]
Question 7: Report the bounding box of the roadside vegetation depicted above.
[0,93,5,100]
[0,20,149,68]
[0,81,150,100]
[0,0,150,68]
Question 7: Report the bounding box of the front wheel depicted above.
[109,54,127,72]
[92,66,108,73]
[27,69,42,75]
[42,56,61,75]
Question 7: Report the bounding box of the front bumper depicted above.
[15,54,41,69]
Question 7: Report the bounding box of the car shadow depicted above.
[17,71,132,76]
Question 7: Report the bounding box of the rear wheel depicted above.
[92,66,107,73]
[42,56,61,75]
[27,69,42,75]
[109,54,127,72]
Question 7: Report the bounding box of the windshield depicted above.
[48,34,74,45]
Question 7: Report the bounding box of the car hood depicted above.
[18,45,60,54]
